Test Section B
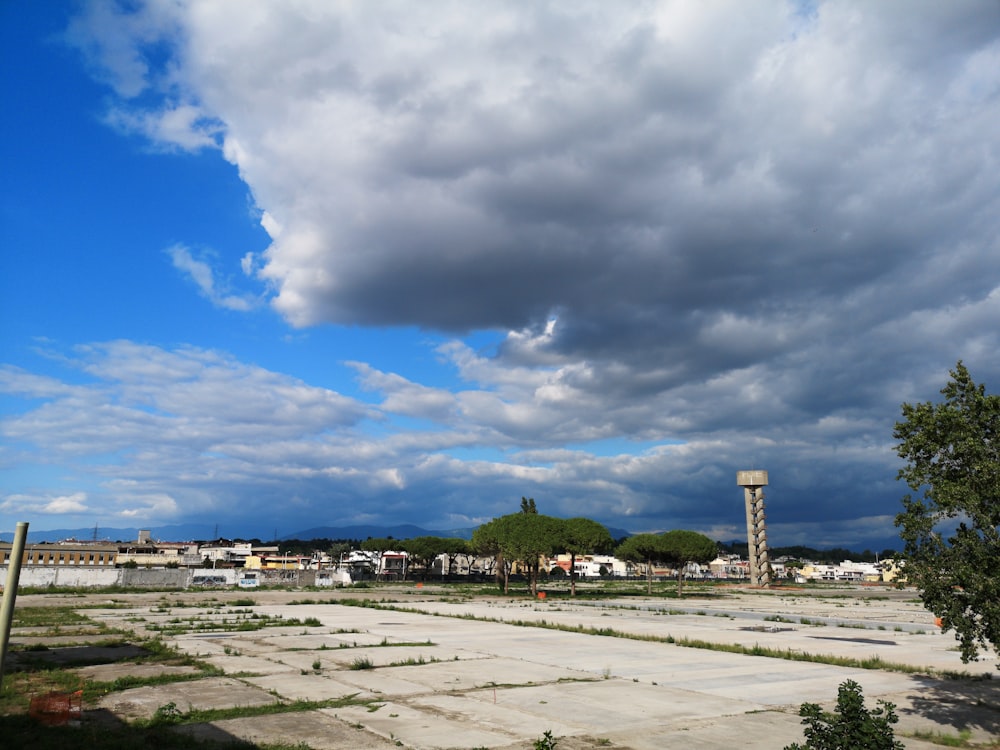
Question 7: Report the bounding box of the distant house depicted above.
[879,558,906,583]
[550,553,629,578]
[709,555,748,579]
[116,532,200,567]
[246,553,309,570]
[800,560,882,582]
[379,552,408,579]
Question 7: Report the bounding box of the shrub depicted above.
[784,679,903,750]
[149,701,184,726]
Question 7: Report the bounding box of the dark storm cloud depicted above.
[28,1,1000,547]
[69,2,1000,346]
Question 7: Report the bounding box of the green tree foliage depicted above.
[402,536,450,578]
[472,511,565,595]
[399,536,472,579]
[615,530,717,595]
[893,361,1000,664]
[441,537,473,578]
[360,537,397,554]
[784,679,903,750]
[659,529,717,597]
[327,541,354,564]
[471,516,510,591]
[563,517,614,596]
[615,533,667,594]
[520,497,538,514]
[501,513,565,596]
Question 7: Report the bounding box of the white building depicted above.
[802,560,882,582]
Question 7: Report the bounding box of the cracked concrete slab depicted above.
[96,676,280,721]
[16,585,999,749]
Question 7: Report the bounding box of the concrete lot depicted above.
[13,584,1000,749]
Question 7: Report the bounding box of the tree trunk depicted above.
[496,553,506,593]
[530,559,541,596]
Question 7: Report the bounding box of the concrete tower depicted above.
[737,470,770,587]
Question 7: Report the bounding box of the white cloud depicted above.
[63,0,179,98]
[1,492,89,515]
[114,493,179,520]
[167,244,257,311]
[67,2,1000,372]
[0,335,946,546]
[29,2,1000,547]
[105,103,223,151]
[42,493,90,514]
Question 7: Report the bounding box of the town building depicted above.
[799,560,883,582]
[0,540,119,567]
[115,531,201,567]
[549,553,630,578]
[708,554,748,579]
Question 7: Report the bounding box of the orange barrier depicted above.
[537,591,546,599]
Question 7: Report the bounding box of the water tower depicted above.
[737,470,771,587]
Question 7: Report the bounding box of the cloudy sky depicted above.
[2,1,998,549]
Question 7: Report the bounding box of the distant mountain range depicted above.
[284,524,477,542]
[290,524,634,543]
[0,522,633,545]
[0,524,232,544]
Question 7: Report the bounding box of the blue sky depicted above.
[2,2,999,549]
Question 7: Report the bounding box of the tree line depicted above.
[269,498,718,599]
[716,541,899,565]
[468,498,718,597]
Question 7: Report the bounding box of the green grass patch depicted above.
[11,606,94,630]
[331,598,976,679]
[135,694,376,728]
[350,656,374,670]
[904,728,973,747]
[385,655,440,667]
[669,636,928,674]
[84,667,224,703]
[4,664,222,719]
[143,611,320,636]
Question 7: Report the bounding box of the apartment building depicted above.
[0,540,119,567]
